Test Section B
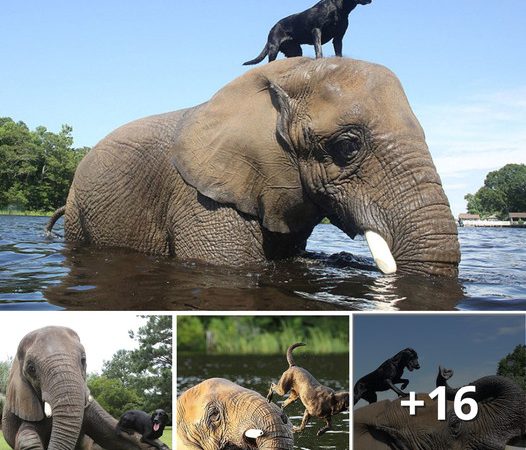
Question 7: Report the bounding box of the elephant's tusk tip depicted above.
[44,402,53,418]
[245,429,264,439]
[364,230,397,275]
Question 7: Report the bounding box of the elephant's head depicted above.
[5,326,91,450]
[354,369,526,449]
[173,57,460,277]
[177,378,294,450]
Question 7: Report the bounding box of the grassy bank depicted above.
[0,209,54,217]
[0,433,7,450]
[178,316,349,354]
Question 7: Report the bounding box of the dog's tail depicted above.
[45,205,66,238]
[286,342,306,367]
[243,43,269,66]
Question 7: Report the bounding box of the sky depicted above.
[353,314,526,407]
[2,1,525,216]
[0,313,151,372]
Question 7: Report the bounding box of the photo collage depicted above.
[1,1,525,449]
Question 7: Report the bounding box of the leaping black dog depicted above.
[243,0,372,65]
[116,409,168,449]
[353,348,420,405]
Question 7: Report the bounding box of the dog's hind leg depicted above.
[317,417,332,436]
[267,43,280,62]
[292,409,311,433]
[312,28,323,58]
[361,390,377,404]
[280,41,303,58]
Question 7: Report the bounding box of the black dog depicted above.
[353,348,420,405]
[116,409,168,449]
[243,0,372,65]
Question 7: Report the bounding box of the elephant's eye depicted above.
[327,131,362,166]
[448,414,462,437]
[206,405,222,428]
[26,361,37,376]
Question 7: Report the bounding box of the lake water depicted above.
[177,353,350,450]
[0,215,525,310]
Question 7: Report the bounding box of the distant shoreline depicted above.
[0,210,53,217]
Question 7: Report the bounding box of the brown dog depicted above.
[267,343,349,436]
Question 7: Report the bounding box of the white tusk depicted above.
[88,395,93,403]
[44,402,52,418]
[245,429,264,439]
[365,230,397,275]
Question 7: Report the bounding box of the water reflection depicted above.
[0,216,525,310]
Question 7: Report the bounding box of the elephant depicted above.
[354,367,526,449]
[48,57,460,277]
[176,378,294,449]
[1,326,168,450]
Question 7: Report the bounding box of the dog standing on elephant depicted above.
[353,347,420,405]
[267,343,349,436]
[243,0,372,65]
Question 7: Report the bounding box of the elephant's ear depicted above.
[5,357,44,421]
[170,60,319,233]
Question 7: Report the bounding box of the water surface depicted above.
[0,215,524,310]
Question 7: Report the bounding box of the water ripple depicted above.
[0,216,524,310]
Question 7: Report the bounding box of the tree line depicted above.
[177,316,349,354]
[0,117,89,213]
[465,164,526,219]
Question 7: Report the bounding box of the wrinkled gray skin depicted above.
[354,368,526,449]
[1,326,167,450]
[177,378,294,450]
[63,57,460,277]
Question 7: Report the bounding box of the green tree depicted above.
[177,316,205,352]
[497,344,526,391]
[0,117,89,211]
[0,358,12,394]
[101,316,172,415]
[466,164,526,218]
[87,375,142,418]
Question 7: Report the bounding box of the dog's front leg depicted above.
[281,391,299,409]
[399,378,410,390]
[293,409,311,433]
[386,379,409,397]
[312,28,323,58]
[266,383,276,402]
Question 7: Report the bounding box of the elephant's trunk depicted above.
[367,140,461,277]
[42,356,87,450]
[391,203,460,278]
[249,403,294,450]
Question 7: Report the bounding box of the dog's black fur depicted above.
[116,409,168,449]
[243,0,372,65]
[353,348,420,405]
